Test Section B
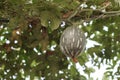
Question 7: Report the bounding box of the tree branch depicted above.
[82,12,120,24]
[66,1,111,21]
[102,11,120,14]
[66,6,120,22]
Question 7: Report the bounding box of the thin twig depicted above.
[83,12,120,23]
[99,1,111,10]
[66,1,111,21]
[67,4,82,21]
[79,8,120,14]
[102,13,120,18]
[102,11,120,14]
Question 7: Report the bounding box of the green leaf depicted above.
[52,0,80,10]
[40,11,61,31]
[70,65,77,75]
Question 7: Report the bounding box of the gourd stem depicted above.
[72,57,78,63]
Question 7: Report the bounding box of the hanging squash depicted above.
[60,26,86,62]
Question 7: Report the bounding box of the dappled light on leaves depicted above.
[0,0,120,80]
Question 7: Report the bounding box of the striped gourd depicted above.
[60,26,86,62]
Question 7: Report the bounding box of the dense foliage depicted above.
[0,0,120,80]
